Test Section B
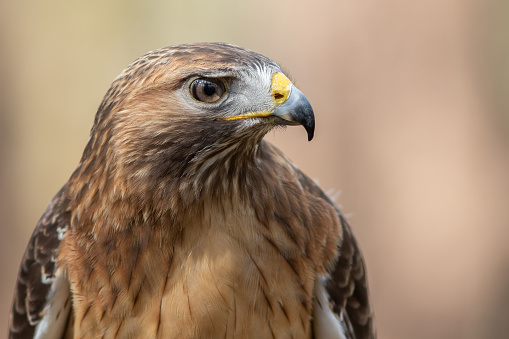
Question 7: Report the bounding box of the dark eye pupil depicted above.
[203,82,216,96]
[190,78,226,103]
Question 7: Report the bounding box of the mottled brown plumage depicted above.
[9,43,375,339]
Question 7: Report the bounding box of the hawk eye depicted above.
[189,78,226,103]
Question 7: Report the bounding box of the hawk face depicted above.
[75,43,314,209]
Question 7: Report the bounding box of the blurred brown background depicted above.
[1,0,508,338]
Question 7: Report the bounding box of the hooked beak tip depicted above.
[271,86,315,141]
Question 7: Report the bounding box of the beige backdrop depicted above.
[1,1,508,338]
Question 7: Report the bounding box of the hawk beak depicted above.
[270,86,315,141]
[217,72,315,141]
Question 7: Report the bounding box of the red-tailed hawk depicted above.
[8,43,375,339]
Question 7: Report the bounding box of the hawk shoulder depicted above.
[9,187,72,339]
[294,169,375,339]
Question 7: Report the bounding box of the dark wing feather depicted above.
[326,215,375,339]
[296,170,375,339]
[8,187,70,339]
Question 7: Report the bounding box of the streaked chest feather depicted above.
[65,203,327,339]
[158,209,314,339]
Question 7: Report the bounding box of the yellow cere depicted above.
[218,72,292,121]
[271,72,292,106]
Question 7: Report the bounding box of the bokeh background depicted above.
[1,0,508,338]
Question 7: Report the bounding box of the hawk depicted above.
[8,43,375,339]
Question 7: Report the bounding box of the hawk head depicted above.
[72,43,315,216]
